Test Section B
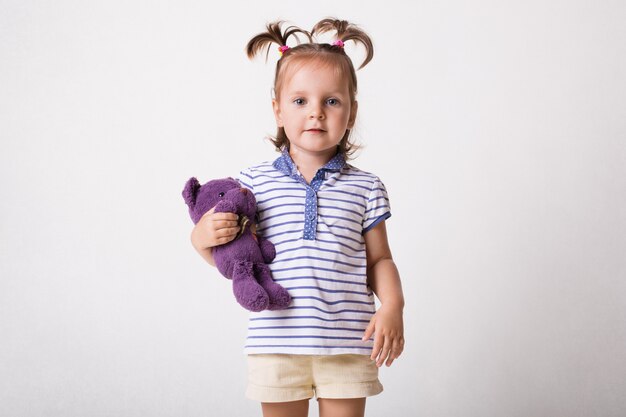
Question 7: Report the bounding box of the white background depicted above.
[1,1,625,416]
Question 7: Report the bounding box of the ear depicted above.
[272,98,284,128]
[182,177,201,208]
[348,100,358,129]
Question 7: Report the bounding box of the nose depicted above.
[240,188,248,194]
[309,105,325,120]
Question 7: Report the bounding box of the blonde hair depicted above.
[246,18,374,159]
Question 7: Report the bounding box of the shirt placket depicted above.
[298,170,325,241]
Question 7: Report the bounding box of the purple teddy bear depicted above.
[182,177,291,312]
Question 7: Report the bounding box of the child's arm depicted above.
[362,220,405,367]
[190,208,240,267]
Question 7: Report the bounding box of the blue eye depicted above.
[326,98,339,106]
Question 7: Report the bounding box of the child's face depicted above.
[273,59,357,160]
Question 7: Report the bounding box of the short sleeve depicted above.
[362,176,391,234]
[237,167,254,192]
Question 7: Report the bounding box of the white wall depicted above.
[1,1,625,416]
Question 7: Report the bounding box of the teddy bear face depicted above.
[183,177,257,224]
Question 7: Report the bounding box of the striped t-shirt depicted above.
[238,149,391,355]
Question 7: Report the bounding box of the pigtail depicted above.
[246,21,311,62]
[311,18,374,69]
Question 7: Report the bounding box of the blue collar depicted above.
[273,148,346,178]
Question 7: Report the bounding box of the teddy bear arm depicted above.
[214,200,236,214]
[258,237,276,263]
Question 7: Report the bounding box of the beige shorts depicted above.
[246,353,383,403]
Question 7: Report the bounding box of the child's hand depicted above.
[362,303,405,367]
[191,207,240,250]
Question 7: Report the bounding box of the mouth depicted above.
[305,129,326,133]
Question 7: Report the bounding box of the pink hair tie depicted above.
[332,40,345,48]
[278,45,290,56]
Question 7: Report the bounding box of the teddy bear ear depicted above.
[182,177,201,208]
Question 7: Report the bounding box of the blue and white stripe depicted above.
[238,149,391,355]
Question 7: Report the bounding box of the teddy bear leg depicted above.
[254,263,291,310]
[232,260,269,312]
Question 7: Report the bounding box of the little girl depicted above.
[190,18,405,417]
